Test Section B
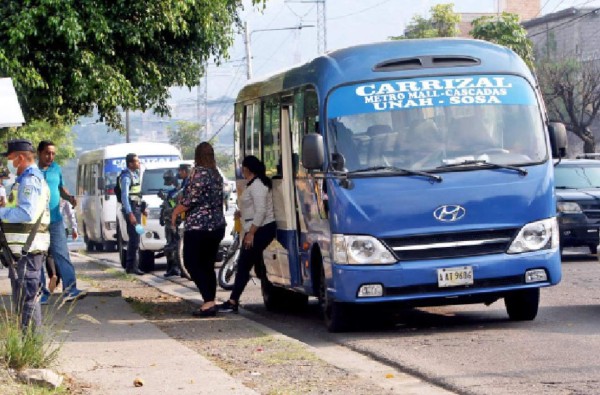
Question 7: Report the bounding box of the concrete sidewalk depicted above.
[0,271,257,395]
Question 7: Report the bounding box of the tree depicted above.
[390,4,460,40]
[537,59,600,153]
[168,121,203,160]
[1,120,76,165]
[470,12,535,70]
[0,0,265,131]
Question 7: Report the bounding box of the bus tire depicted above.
[116,224,127,269]
[138,250,155,273]
[504,288,539,321]
[318,265,350,332]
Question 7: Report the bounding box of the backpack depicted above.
[115,170,125,203]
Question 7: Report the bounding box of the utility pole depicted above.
[243,21,253,80]
[243,22,315,80]
[316,0,327,53]
[125,109,131,143]
[286,0,326,53]
[204,65,209,141]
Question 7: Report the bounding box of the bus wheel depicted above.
[116,224,127,269]
[138,250,155,273]
[318,266,350,332]
[504,288,539,321]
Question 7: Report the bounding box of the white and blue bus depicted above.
[76,142,182,251]
[233,39,567,332]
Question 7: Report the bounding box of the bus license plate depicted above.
[437,266,474,288]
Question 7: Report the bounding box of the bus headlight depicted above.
[507,217,559,254]
[332,234,396,264]
[557,202,582,214]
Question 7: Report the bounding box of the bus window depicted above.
[263,96,281,177]
[305,89,318,135]
[244,102,261,158]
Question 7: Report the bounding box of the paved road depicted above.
[87,249,600,395]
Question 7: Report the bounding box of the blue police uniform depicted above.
[0,139,50,329]
[119,168,143,274]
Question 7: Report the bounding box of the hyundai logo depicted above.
[433,205,466,222]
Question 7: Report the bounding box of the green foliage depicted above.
[0,120,76,165]
[215,150,234,177]
[391,3,460,39]
[168,121,202,160]
[0,305,61,371]
[0,0,265,131]
[470,13,535,69]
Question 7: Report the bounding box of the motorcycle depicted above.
[218,212,243,290]
[217,229,240,290]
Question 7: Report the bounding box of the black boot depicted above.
[126,258,145,275]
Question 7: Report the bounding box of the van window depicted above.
[142,167,178,195]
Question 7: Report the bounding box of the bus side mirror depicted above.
[548,122,567,158]
[302,134,324,170]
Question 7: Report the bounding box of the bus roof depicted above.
[78,142,182,163]
[236,38,534,103]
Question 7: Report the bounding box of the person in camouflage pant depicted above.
[160,170,183,278]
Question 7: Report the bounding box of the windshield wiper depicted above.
[349,166,442,183]
[437,160,527,176]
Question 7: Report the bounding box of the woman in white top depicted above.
[218,155,276,313]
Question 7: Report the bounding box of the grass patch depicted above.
[75,274,100,288]
[124,298,155,315]
[103,268,136,281]
[0,300,65,371]
[238,335,320,365]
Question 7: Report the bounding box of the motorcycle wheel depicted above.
[218,248,239,290]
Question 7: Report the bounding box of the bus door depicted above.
[263,101,303,288]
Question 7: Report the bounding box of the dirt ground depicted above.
[38,258,395,395]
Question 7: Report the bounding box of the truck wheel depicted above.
[138,250,155,273]
[504,288,539,321]
[589,244,598,255]
[83,225,95,252]
[116,224,127,269]
[318,265,350,332]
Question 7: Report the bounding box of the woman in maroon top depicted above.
[172,142,226,317]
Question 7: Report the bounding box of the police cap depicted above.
[178,163,192,172]
[1,139,35,156]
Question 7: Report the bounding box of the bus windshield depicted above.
[326,75,547,172]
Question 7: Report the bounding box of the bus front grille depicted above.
[382,228,519,260]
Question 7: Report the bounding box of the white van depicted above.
[76,142,182,252]
[116,160,234,272]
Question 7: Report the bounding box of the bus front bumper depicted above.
[329,249,561,304]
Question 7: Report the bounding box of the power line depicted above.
[208,113,234,141]
[327,0,393,21]
[529,7,600,38]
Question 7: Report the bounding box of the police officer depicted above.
[119,153,144,275]
[0,139,50,330]
[160,169,182,277]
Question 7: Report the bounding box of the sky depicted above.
[169,0,600,133]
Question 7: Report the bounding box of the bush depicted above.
[0,300,62,371]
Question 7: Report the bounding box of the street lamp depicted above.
[243,22,315,80]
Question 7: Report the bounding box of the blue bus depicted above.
[233,39,567,332]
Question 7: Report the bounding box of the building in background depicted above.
[458,0,540,37]
[523,7,600,154]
